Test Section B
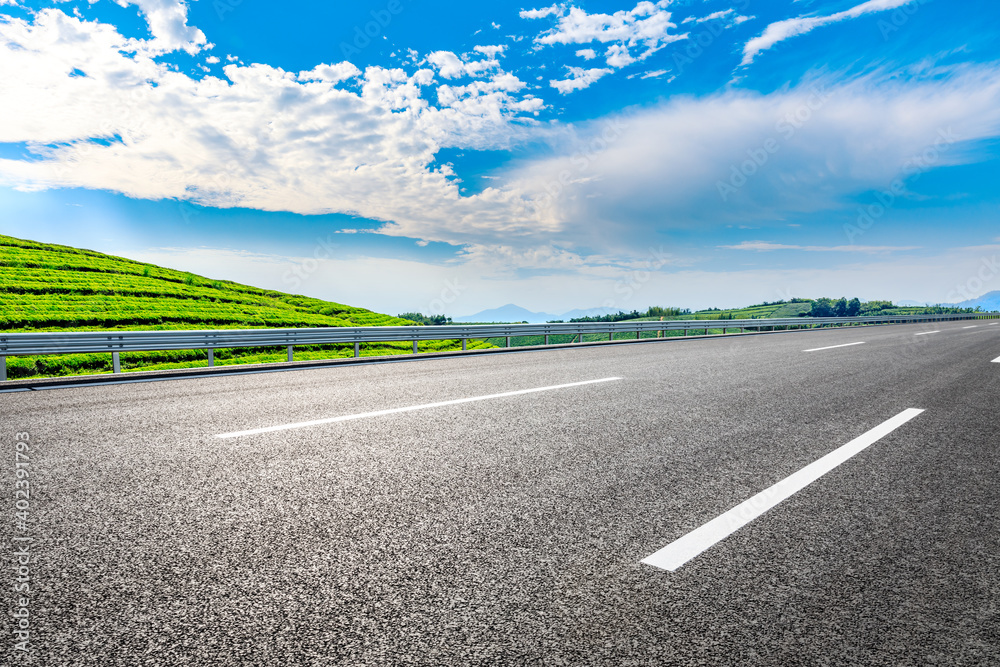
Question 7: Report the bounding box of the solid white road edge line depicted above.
[914,331,940,336]
[216,377,623,438]
[803,342,866,352]
[640,408,926,572]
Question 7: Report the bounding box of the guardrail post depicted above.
[413,340,418,354]
[1,356,5,382]
[207,349,214,367]
[354,343,360,358]
[461,339,466,351]
[506,336,511,348]
[287,346,293,362]
[544,334,549,345]
[112,352,120,374]
[636,330,641,340]
[609,332,614,341]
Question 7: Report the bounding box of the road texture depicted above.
[2,320,998,666]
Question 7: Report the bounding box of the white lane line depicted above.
[216,377,622,439]
[914,331,940,336]
[990,323,998,326]
[641,408,925,572]
[993,357,1000,363]
[803,342,865,353]
[964,326,978,329]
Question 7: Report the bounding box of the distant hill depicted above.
[456,304,622,323]
[455,304,559,323]
[0,234,486,377]
[951,290,1000,311]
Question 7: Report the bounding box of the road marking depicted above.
[641,408,925,572]
[914,331,940,336]
[216,377,623,438]
[963,326,978,329]
[993,357,1000,363]
[803,342,865,352]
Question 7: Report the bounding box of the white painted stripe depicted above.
[990,323,998,326]
[803,342,865,352]
[641,408,925,572]
[914,331,940,336]
[217,377,622,438]
[993,357,1000,364]
[963,326,978,329]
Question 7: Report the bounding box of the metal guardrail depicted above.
[1,313,997,380]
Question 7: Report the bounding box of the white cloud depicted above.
[113,0,207,55]
[0,9,551,251]
[720,241,920,253]
[519,6,564,20]
[742,0,914,66]
[550,66,613,94]
[505,67,1000,257]
[576,48,597,60]
[524,1,686,75]
[297,62,362,84]
[426,49,503,79]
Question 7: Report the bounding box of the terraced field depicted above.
[0,235,490,378]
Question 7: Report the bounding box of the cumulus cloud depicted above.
[113,0,207,55]
[742,0,914,65]
[524,0,686,87]
[550,66,614,94]
[0,9,550,250]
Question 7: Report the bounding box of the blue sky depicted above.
[2,0,1000,316]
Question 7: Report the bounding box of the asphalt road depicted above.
[2,321,999,666]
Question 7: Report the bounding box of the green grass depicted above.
[0,234,491,379]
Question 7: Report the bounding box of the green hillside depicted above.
[0,234,489,378]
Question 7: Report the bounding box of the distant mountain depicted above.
[950,290,1000,311]
[455,304,559,323]
[455,304,626,323]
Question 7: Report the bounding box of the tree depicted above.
[847,298,861,317]
[810,298,835,317]
[833,297,848,317]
